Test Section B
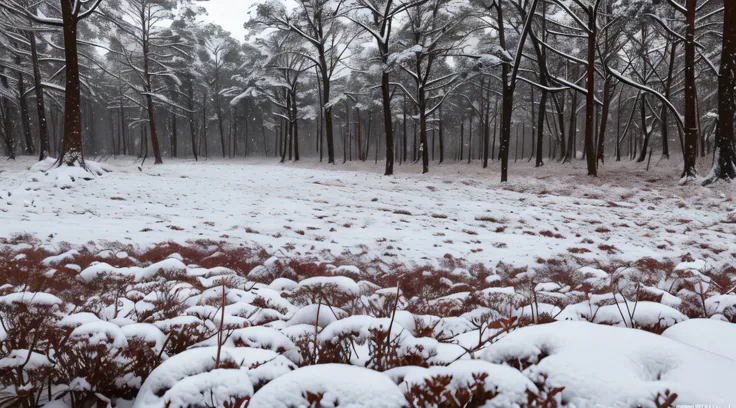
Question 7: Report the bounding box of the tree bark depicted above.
[171,114,178,157]
[703,0,736,184]
[28,29,49,160]
[15,56,34,156]
[584,4,598,176]
[596,76,612,164]
[381,71,394,175]
[57,5,84,166]
[682,0,699,180]
[142,20,162,164]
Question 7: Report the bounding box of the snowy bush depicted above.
[0,244,735,407]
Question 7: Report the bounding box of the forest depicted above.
[0,0,734,184]
[1,1,736,407]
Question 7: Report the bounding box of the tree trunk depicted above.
[28,29,49,160]
[565,90,578,163]
[381,72,394,175]
[315,66,323,161]
[419,89,429,173]
[318,48,335,164]
[491,101,498,161]
[187,78,198,161]
[584,4,598,176]
[482,79,490,168]
[682,0,699,180]
[201,90,208,159]
[142,30,162,164]
[293,91,300,161]
[356,107,362,161]
[596,76,612,164]
[467,113,473,164]
[637,95,651,162]
[459,116,464,162]
[171,114,178,157]
[500,74,513,182]
[15,57,34,155]
[662,40,677,160]
[402,95,407,163]
[1,101,15,159]
[57,6,84,167]
[703,0,736,184]
[215,78,226,158]
[438,105,444,164]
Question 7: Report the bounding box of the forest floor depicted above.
[2,155,736,407]
[1,155,734,268]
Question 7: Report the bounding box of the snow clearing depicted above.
[1,157,735,268]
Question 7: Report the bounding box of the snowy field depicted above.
[2,157,736,407]
[1,156,735,268]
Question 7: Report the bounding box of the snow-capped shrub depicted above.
[247,256,296,282]
[249,364,407,408]
[199,326,302,364]
[55,321,133,404]
[482,321,736,407]
[1,244,735,407]
[134,347,295,408]
[400,360,538,407]
[290,275,361,307]
[153,316,212,355]
[0,350,54,407]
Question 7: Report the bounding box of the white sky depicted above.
[201,0,255,42]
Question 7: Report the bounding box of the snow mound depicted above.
[249,364,406,408]
[0,349,52,371]
[286,303,348,327]
[662,318,736,360]
[161,369,253,408]
[557,300,687,329]
[70,321,128,349]
[134,347,295,408]
[482,321,736,407]
[29,157,112,189]
[298,275,361,296]
[120,323,167,352]
[399,360,537,407]
[0,292,63,306]
[227,327,302,364]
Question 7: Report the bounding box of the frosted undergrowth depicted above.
[1,244,734,407]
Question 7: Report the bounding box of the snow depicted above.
[297,275,361,296]
[42,249,80,266]
[399,360,537,407]
[662,318,736,360]
[160,369,253,408]
[269,277,299,291]
[482,321,736,406]
[0,292,63,306]
[79,258,187,282]
[249,364,407,408]
[2,157,734,268]
[0,350,52,370]
[120,323,167,351]
[704,294,736,318]
[557,300,687,329]
[286,303,348,327]
[134,347,295,408]
[2,158,736,407]
[70,321,129,349]
[59,312,101,328]
[204,326,302,364]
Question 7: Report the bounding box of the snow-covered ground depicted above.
[1,156,735,268]
[1,245,735,407]
[2,156,736,407]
